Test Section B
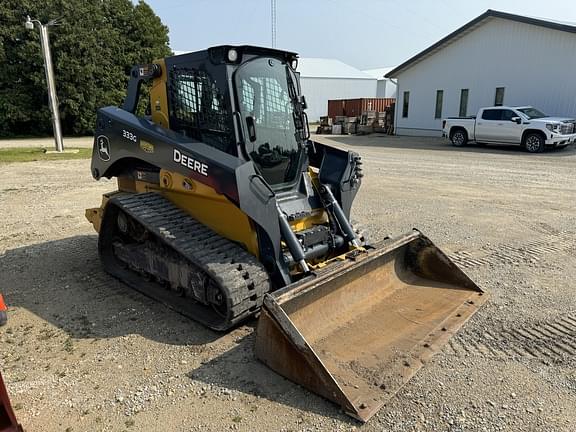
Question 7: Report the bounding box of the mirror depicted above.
[511,116,522,124]
[246,116,257,142]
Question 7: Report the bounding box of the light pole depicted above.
[25,15,64,153]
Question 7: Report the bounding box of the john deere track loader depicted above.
[86,45,486,421]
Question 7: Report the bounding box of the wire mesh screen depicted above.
[240,81,255,113]
[239,77,291,129]
[169,67,232,152]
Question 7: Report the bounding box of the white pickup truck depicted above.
[442,106,576,152]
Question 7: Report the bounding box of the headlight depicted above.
[546,123,560,133]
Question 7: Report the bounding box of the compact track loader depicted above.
[86,45,486,421]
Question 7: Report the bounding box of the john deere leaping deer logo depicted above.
[97,135,111,161]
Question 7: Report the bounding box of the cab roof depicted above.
[167,45,299,64]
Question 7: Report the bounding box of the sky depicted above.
[142,0,576,70]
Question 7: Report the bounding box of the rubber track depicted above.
[108,192,271,330]
[447,313,576,362]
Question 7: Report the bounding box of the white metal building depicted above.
[386,10,576,136]
[362,68,397,98]
[297,58,377,121]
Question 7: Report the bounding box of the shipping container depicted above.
[328,98,396,119]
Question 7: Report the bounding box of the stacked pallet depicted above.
[375,104,395,134]
[326,98,396,135]
[315,116,334,134]
[357,111,378,135]
[343,117,358,134]
[320,108,395,136]
[330,116,346,134]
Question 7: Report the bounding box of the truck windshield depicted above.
[234,57,302,187]
[517,107,547,119]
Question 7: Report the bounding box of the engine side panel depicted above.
[91,106,241,201]
[96,170,260,258]
[158,170,259,257]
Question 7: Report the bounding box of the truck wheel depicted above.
[523,133,545,153]
[450,129,468,147]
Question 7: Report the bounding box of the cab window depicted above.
[501,110,517,121]
[168,67,234,154]
[481,109,502,121]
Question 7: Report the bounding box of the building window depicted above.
[434,90,443,119]
[402,91,410,118]
[459,89,469,117]
[494,87,505,106]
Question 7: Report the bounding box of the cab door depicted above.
[498,109,523,144]
[475,109,503,142]
[476,109,522,143]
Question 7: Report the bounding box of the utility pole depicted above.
[271,0,277,48]
[25,16,64,153]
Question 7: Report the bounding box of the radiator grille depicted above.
[560,122,575,135]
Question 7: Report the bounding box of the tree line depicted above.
[0,0,171,137]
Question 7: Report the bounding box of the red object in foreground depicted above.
[0,373,22,432]
[0,295,7,327]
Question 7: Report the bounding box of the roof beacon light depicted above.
[228,49,238,62]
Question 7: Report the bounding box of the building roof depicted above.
[385,9,576,78]
[362,67,396,80]
[298,58,374,80]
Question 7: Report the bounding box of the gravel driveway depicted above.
[0,135,574,431]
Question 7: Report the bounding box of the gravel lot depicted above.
[1,135,575,431]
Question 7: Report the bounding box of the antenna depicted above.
[271,0,277,48]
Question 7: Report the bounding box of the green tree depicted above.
[0,0,171,137]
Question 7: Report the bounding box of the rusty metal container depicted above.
[328,98,395,119]
[255,231,486,422]
[327,100,345,119]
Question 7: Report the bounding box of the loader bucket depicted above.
[255,230,486,422]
